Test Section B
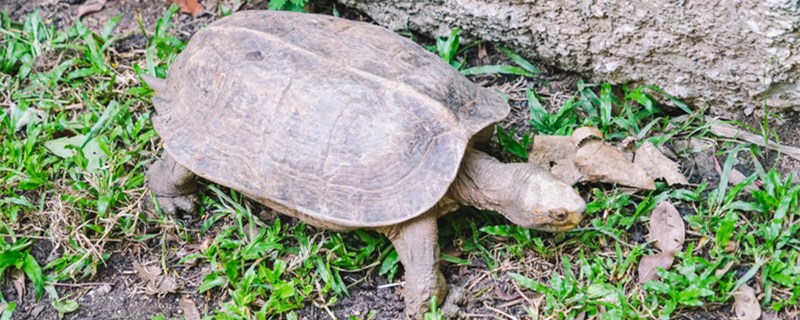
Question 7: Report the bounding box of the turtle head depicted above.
[509,167,585,232]
[452,150,585,232]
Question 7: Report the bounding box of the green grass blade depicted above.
[499,47,541,75]
[461,65,534,77]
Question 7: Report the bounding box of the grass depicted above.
[1,4,799,320]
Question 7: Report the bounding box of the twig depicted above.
[46,281,112,287]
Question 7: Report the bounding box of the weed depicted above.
[268,0,310,12]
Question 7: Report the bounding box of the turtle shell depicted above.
[152,10,509,228]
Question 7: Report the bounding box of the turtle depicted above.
[143,10,585,318]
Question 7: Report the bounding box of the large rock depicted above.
[339,0,800,114]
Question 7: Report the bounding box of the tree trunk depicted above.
[338,0,800,115]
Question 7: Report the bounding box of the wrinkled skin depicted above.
[147,149,585,318]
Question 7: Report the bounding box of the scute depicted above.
[152,11,509,227]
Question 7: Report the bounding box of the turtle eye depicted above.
[549,209,568,222]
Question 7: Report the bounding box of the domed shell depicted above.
[151,10,509,228]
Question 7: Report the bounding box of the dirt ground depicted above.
[3,0,800,319]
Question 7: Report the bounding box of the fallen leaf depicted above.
[725,240,739,253]
[94,284,112,296]
[179,295,202,320]
[171,0,204,17]
[44,134,107,172]
[11,269,25,299]
[529,135,584,185]
[715,260,736,277]
[133,261,178,295]
[649,201,685,254]
[638,253,674,283]
[571,126,604,144]
[8,104,46,131]
[733,284,761,320]
[575,140,655,190]
[761,311,781,320]
[728,168,759,192]
[77,0,107,18]
[616,136,638,162]
[477,43,488,61]
[634,142,689,186]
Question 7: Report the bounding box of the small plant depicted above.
[495,126,532,161]
[527,88,579,135]
[429,28,541,77]
[0,239,44,300]
[268,0,309,12]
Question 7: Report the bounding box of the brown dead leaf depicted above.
[477,43,488,61]
[77,0,107,18]
[728,168,759,192]
[575,140,656,190]
[638,253,674,283]
[529,135,584,185]
[11,269,25,299]
[616,136,638,162]
[635,142,689,186]
[571,126,604,144]
[179,295,202,320]
[761,311,781,320]
[10,104,47,132]
[715,260,736,277]
[733,284,761,320]
[134,261,178,295]
[725,240,739,253]
[649,201,685,254]
[94,283,113,296]
[171,0,204,17]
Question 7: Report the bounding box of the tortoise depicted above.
[143,10,585,318]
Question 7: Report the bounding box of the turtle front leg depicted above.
[146,153,199,214]
[379,213,447,319]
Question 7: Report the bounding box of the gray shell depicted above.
[152,10,509,228]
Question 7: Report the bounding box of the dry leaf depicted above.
[77,0,107,18]
[529,135,584,185]
[9,104,46,132]
[725,240,739,253]
[134,261,178,295]
[761,311,781,320]
[575,140,655,190]
[11,269,25,299]
[179,295,202,320]
[728,168,759,192]
[616,136,638,162]
[171,0,204,17]
[635,142,689,186]
[649,201,685,254]
[95,284,112,296]
[571,126,604,144]
[733,284,761,320]
[715,260,736,277]
[638,253,674,283]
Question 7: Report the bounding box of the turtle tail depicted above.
[140,74,171,115]
[141,74,167,92]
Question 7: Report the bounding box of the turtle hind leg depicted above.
[146,153,199,215]
[379,213,448,319]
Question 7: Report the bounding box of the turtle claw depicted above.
[441,284,466,319]
[156,194,198,215]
